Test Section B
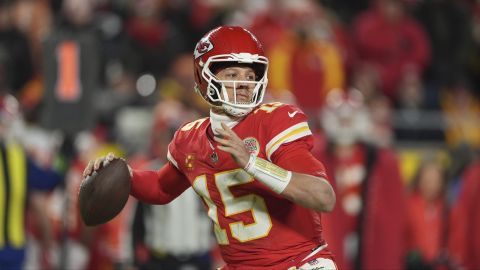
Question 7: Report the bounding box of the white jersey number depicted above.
[193,169,272,244]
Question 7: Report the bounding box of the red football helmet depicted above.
[193,26,268,117]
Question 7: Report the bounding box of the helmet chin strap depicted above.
[222,103,253,117]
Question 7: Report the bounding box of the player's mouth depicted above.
[236,93,250,101]
[235,92,253,103]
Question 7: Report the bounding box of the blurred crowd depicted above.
[0,0,479,269]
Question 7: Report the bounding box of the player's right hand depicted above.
[214,122,250,168]
[83,152,116,178]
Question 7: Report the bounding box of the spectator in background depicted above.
[0,1,33,96]
[125,0,189,77]
[441,80,480,149]
[266,0,347,126]
[169,0,228,52]
[396,66,425,110]
[19,99,63,270]
[94,1,140,108]
[350,62,381,104]
[74,129,129,270]
[405,160,449,270]
[45,129,127,270]
[320,0,370,26]
[413,0,471,107]
[248,0,297,52]
[349,61,394,148]
[448,157,480,270]
[157,53,210,115]
[394,67,446,142]
[314,89,406,270]
[367,94,394,147]
[0,93,61,270]
[8,0,53,116]
[9,0,52,72]
[353,0,430,102]
[130,100,214,270]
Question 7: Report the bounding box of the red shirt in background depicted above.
[353,7,430,100]
[406,193,446,262]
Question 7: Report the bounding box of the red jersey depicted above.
[406,194,445,262]
[166,102,332,269]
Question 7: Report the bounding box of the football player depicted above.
[84,26,337,270]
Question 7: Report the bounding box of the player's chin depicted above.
[235,96,252,103]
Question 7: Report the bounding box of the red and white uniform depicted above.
[131,103,334,269]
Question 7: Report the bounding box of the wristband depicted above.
[244,154,292,194]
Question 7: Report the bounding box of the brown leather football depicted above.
[78,158,131,226]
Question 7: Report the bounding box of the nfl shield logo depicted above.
[243,137,259,156]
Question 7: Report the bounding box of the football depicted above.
[78,158,131,226]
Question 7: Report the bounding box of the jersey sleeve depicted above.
[263,104,313,161]
[130,162,190,204]
[167,127,183,170]
[166,118,208,172]
[273,140,329,179]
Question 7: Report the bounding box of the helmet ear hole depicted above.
[210,62,228,76]
[209,81,222,100]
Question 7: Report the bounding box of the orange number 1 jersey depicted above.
[167,103,331,269]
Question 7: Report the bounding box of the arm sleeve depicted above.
[130,162,191,204]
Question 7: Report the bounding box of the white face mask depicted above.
[199,53,269,117]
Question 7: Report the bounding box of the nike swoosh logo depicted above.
[288,111,299,118]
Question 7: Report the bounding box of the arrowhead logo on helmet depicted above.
[194,39,214,59]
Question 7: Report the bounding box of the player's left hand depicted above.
[214,122,250,168]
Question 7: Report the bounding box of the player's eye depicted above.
[246,73,256,81]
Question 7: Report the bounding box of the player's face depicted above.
[215,66,256,103]
[419,163,444,201]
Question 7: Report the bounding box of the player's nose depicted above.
[236,76,252,88]
[236,81,250,90]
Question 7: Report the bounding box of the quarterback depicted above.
[85,26,337,270]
